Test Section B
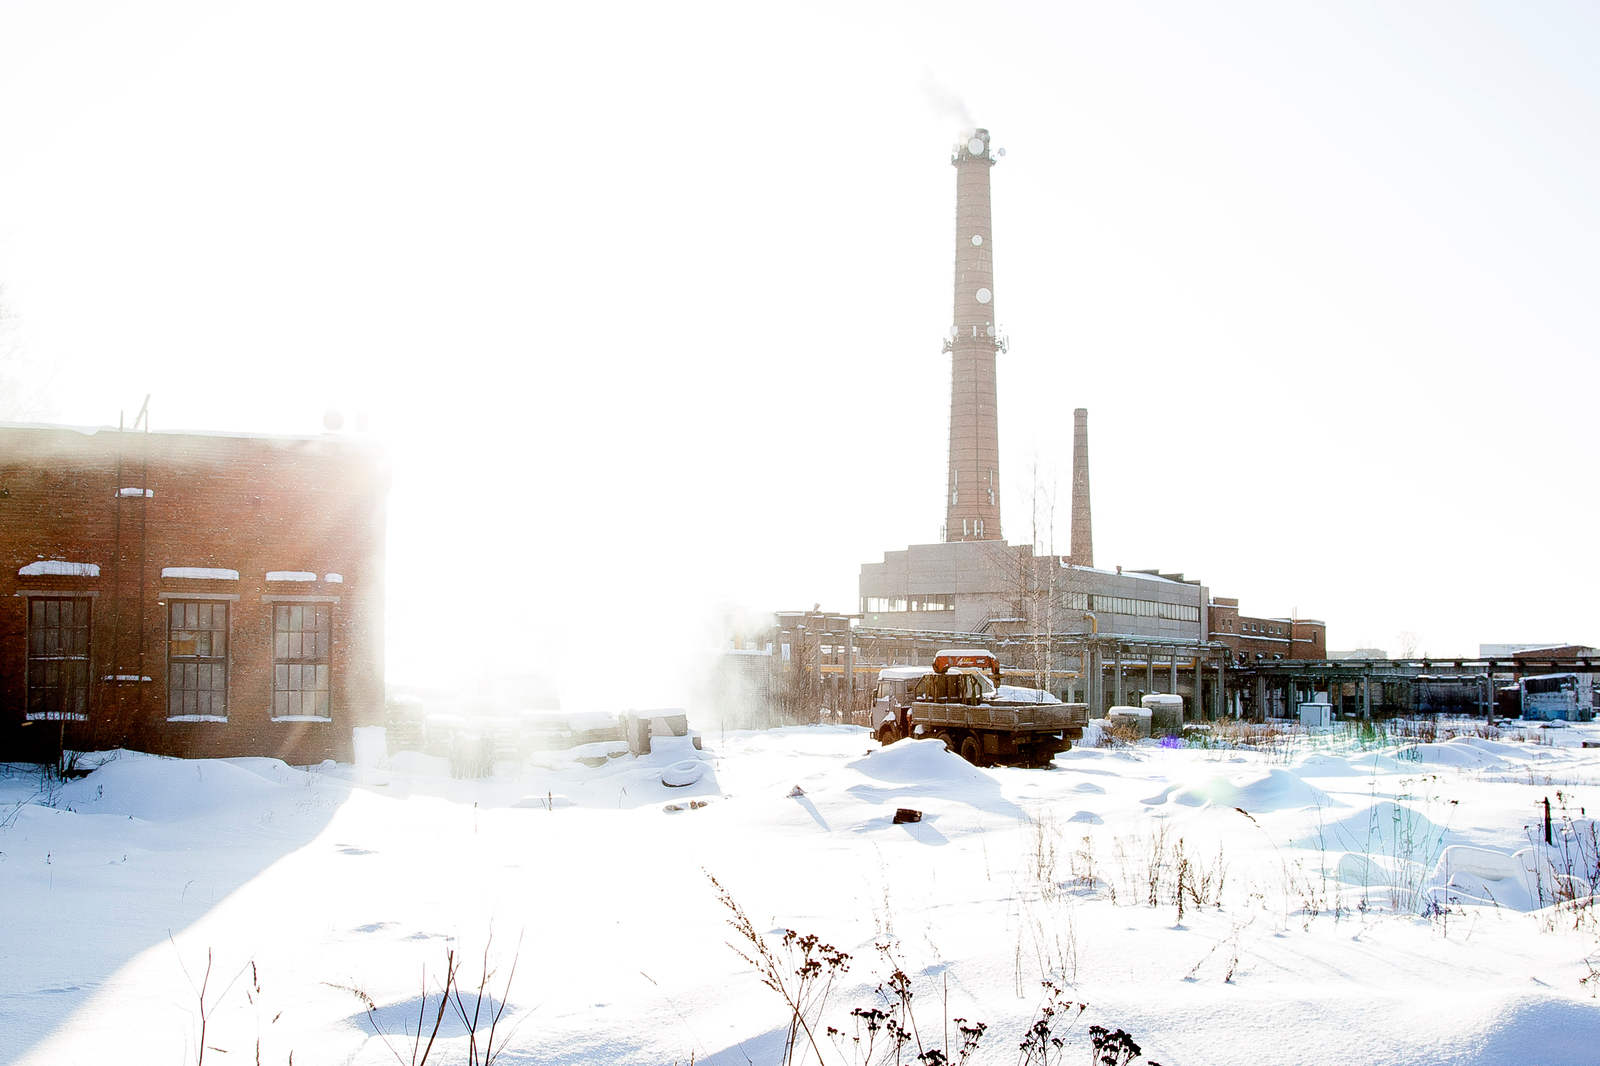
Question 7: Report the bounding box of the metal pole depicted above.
[1114,645,1124,706]
[843,623,854,723]
[1089,643,1101,716]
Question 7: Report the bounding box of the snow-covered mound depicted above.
[1395,739,1508,769]
[1299,800,1450,858]
[846,737,988,786]
[1155,767,1332,812]
[840,738,1022,819]
[53,753,292,821]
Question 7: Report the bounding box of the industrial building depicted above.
[838,125,1323,720]
[723,126,1563,730]
[1207,598,1327,663]
[0,420,390,764]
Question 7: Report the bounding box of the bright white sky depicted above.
[1,2,1596,699]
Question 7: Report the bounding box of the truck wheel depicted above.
[878,724,902,747]
[959,735,985,766]
[936,732,957,753]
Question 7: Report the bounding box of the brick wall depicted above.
[0,425,389,764]
[1207,597,1327,663]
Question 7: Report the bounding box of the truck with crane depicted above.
[873,649,1088,767]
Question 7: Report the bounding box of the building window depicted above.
[273,603,331,719]
[168,600,228,719]
[26,597,91,721]
[1082,594,1200,624]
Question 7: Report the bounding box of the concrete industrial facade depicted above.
[860,542,1208,644]
[0,423,389,765]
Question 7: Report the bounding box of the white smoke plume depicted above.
[921,68,974,136]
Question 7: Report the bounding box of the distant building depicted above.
[1207,597,1326,663]
[1480,643,1572,659]
[1,422,389,764]
[859,541,1208,643]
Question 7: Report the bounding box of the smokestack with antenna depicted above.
[943,128,1003,542]
[1070,408,1093,567]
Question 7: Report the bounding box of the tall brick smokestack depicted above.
[1070,408,1093,567]
[944,128,1003,542]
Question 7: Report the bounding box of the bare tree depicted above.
[1395,631,1422,659]
[982,459,1084,695]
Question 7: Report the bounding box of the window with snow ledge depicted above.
[324,573,343,583]
[27,598,91,719]
[168,600,228,719]
[266,571,317,582]
[273,602,331,720]
[161,567,240,580]
[18,560,100,577]
[117,487,153,498]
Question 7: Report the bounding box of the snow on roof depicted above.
[18,560,100,577]
[1058,563,1187,583]
[161,567,240,580]
[266,571,317,582]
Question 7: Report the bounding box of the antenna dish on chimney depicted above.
[998,147,1006,156]
[971,234,982,245]
[323,409,344,432]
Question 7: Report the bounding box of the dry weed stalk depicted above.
[171,941,253,1066]
[710,872,850,1066]
[335,930,525,1066]
[1016,980,1085,1066]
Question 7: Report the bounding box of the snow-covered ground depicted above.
[6,722,1600,1065]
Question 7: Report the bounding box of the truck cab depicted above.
[875,662,998,739]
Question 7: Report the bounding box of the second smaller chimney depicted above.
[1070,408,1093,567]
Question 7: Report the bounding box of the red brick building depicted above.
[1,423,389,764]
[1207,597,1326,663]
